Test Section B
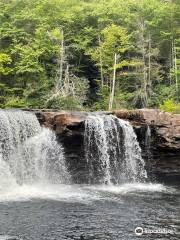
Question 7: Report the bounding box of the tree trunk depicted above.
[98,36,104,88]
[174,41,178,91]
[141,21,148,107]
[169,41,173,85]
[148,32,152,97]
[64,64,69,96]
[109,53,117,110]
[56,28,64,92]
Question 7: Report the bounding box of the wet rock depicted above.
[35,111,87,134]
[31,108,180,183]
[34,109,180,153]
[113,109,180,152]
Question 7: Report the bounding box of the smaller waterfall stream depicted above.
[84,115,147,184]
[145,125,151,158]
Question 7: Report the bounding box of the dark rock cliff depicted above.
[32,109,180,183]
[35,109,180,152]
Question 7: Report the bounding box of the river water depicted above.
[0,110,179,240]
[0,182,179,240]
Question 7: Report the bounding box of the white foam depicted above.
[84,183,167,194]
[0,184,101,203]
[0,236,21,240]
[0,183,170,203]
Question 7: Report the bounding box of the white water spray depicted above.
[0,110,70,191]
[0,111,167,203]
[84,115,147,184]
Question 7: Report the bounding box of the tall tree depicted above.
[88,24,130,109]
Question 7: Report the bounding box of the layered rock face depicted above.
[115,109,180,151]
[33,109,180,183]
[35,109,180,152]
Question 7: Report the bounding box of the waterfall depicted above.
[145,125,151,157]
[84,115,147,184]
[0,110,70,189]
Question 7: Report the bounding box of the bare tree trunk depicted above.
[56,28,64,92]
[46,28,65,104]
[109,53,117,110]
[137,18,148,107]
[109,75,112,93]
[169,0,173,86]
[170,2,178,91]
[148,32,152,97]
[174,41,178,91]
[171,38,178,91]
[143,55,148,107]
[98,36,104,87]
[64,64,69,96]
[142,44,147,106]
[140,20,148,107]
[169,41,173,85]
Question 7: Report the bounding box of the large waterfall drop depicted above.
[84,115,147,184]
[0,110,70,190]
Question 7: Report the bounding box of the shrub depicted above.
[5,96,29,108]
[160,99,180,114]
[45,95,82,110]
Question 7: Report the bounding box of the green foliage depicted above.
[46,96,82,110]
[0,53,12,74]
[93,84,110,110]
[0,0,179,111]
[160,99,180,114]
[148,85,178,107]
[5,97,29,108]
[13,44,44,74]
[113,92,136,109]
[100,24,129,69]
[88,24,130,76]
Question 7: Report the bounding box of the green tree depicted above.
[88,24,130,109]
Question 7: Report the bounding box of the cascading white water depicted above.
[145,125,151,158]
[0,110,70,191]
[84,115,147,184]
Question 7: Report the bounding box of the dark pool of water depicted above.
[0,183,179,240]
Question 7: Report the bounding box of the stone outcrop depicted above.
[35,109,180,153]
[32,108,180,183]
[114,109,180,152]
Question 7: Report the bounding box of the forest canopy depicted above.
[0,0,179,112]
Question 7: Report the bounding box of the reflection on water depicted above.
[0,182,179,240]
